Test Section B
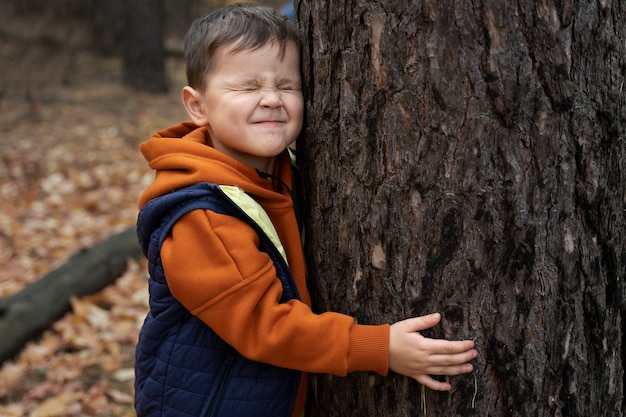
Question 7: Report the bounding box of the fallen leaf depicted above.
[112,368,135,382]
[30,392,83,417]
[0,404,23,416]
[107,388,135,404]
[82,381,110,415]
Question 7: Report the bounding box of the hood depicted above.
[138,121,293,210]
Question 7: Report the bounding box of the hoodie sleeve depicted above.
[161,208,389,376]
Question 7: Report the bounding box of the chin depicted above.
[260,139,292,155]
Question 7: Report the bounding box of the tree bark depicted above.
[92,0,126,56]
[298,0,625,416]
[0,227,142,364]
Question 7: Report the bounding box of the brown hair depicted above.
[184,3,300,91]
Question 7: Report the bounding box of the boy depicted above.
[134,3,477,417]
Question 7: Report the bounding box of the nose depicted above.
[259,89,283,108]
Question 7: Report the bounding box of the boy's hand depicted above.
[388,313,477,391]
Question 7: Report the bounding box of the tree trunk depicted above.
[298,0,625,416]
[92,0,126,56]
[123,0,167,93]
[0,227,142,364]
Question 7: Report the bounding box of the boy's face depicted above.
[184,40,303,172]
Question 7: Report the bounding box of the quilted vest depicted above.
[134,182,301,417]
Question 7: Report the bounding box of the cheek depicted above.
[287,97,304,123]
[220,107,252,128]
[293,112,304,131]
[224,96,257,117]
[289,117,304,142]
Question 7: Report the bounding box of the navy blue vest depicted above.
[134,183,301,417]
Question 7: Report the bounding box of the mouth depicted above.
[254,120,285,126]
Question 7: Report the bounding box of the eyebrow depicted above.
[277,78,301,88]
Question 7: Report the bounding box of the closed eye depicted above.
[278,84,301,91]
[231,80,260,91]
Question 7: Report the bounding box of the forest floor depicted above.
[0,38,188,416]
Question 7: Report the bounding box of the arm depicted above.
[388,313,477,391]
[161,209,390,376]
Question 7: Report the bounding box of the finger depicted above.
[398,313,442,333]
[420,338,476,355]
[425,362,474,377]
[415,374,452,391]
[428,349,477,366]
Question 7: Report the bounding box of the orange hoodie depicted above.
[138,121,390,416]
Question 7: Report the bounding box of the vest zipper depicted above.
[199,351,235,417]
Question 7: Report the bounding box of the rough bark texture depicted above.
[298,0,625,416]
[0,227,142,365]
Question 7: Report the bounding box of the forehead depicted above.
[218,39,299,62]
[211,40,301,75]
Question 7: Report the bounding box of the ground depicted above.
[0,34,188,417]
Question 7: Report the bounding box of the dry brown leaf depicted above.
[99,353,123,374]
[112,368,135,382]
[82,381,110,416]
[19,332,62,365]
[46,355,84,383]
[0,404,23,416]
[0,364,26,395]
[30,392,84,417]
[107,388,135,404]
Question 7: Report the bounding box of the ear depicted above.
[182,86,210,126]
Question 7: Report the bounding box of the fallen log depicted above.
[0,226,143,364]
